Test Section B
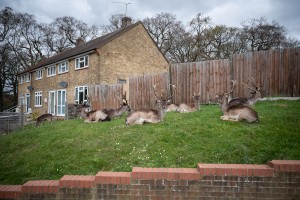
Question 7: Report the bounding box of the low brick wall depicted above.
[0,160,299,200]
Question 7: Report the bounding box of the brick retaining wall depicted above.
[1,160,299,199]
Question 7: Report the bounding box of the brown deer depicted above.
[125,84,173,125]
[177,92,201,113]
[102,92,131,119]
[216,92,259,123]
[228,77,261,107]
[36,113,53,127]
[79,103,110,123]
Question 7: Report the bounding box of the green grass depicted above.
[1,100,300,185]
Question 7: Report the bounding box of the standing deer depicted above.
[216,91,259,123]
[102,92,131,118]
[228,77,261,107]
[177,92,201,113]
[125,84,173,125]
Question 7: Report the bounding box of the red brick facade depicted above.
[1,160,299,199]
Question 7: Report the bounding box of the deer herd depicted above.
[73,77,261,126]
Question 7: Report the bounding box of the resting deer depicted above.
[216,92,259,123]
[228,77,261,107]
[102,92,131,118]
[166,102,179,112]
[80,104,110,123]
[177,92,201,113]
[125,84,173,125]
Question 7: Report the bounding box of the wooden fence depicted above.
[0,112,24,133]
[170,59,230,104]
[88,84,124,110]
[233,48,300,98]
[128,72,170,110]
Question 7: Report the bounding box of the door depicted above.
[57,89,66,116]
[25,93,30,113]
[48,91,56,115]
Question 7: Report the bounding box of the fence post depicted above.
[20,105,24,129]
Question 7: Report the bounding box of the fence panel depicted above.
[0,113,23,133]
[170,60,230,104]
[128,72,170,110]
[233,47,300,98]
[88,84,124,110]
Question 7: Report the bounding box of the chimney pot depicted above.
[121,17,132,28]
[76,37,85,46]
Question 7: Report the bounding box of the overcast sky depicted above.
[1,0,300,40]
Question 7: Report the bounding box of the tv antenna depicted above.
[112,1,132,17]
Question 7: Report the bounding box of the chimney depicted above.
[121,17,132,28]
[76,37,85,46]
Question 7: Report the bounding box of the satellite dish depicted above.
[27,86,34,91]
[59,81,68,88]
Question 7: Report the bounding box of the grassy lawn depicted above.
[1,100,300,185]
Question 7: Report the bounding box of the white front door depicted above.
[57,89,66,116]
[48,91,56,115]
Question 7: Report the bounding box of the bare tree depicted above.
[41,16,100,53]
[239,17,287,51]
[143,13,184,57]
[99,14,124,35]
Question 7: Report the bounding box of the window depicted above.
[58,62,68,74]
[36,70,43,80]
[57,90,66,116]
[75,86,88,104]
[25,74,31,82]
[19,74,31,83]
[35,91,42,107]
[118,78,127,84]
[19,76,24,84]
[19,94,24,106]
[75,55,89,69]
[47,66,56,77]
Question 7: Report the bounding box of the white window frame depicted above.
[19,94,24,106]
[19,76,23,84]
[57,89,66,116]
[75,55,89,69]
[35,91,42,107]
[47,65,56,77]
[58,61,68,74]
[74,86,88,104]
[25,74,31,82]
[36,69,43,80]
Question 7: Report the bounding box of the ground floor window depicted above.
[48,90,66,116]
[35,91,42,107]
[75,86,88,104]
[57,90,66,116]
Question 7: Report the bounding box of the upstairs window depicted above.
[75,55,89,69]
[25,74,31,82]
[58,61,68,74]
[47,66,56,77]
[19,76,24,84]
[36,70,43,80]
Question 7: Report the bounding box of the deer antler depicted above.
[242,77,260,92]
[153,84,176,100]
[224,80,236,96]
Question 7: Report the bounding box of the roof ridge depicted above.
[18,21,143,75]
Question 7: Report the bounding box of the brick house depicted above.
[17,18,169,117]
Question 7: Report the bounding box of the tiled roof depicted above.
[18,21,142,75]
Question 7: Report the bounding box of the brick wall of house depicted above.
[98,23,169,84]
[0,160,299,200]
